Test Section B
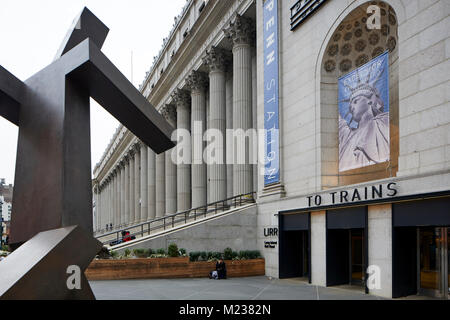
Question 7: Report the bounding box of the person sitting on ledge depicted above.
[216,258,227,280]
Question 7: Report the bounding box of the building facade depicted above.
[93,0,450,299]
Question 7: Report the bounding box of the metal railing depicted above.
[95,192,256,246]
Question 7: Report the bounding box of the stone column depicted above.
[225,15,254,196]
[162,104,177,215]
[94,185,100,232]
[225,71,234,200]
[172,89,191,212]
[204,47,228,204]
[140,142,148,222]
[114,168,119,229]
[187,71,208,208]
[148,147,156,220]
[124,155,130,225]
[155,149,166,218]
[100,184,104,230]
[119,161,125,226]
[134,143,141,224]
[107,177,111,228]
[129,149,135,224]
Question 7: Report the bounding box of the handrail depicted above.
[95,191,256,246]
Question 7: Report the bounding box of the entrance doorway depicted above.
[279,230,310,279]
[327,228,365,287]
[279,213,311,282]
[418,227,449,299]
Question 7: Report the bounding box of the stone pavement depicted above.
[90,276,387,300]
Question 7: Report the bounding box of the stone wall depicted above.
[114,205,257,254]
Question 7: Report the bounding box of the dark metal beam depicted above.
[0,66,24,126]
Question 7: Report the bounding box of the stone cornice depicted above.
[147,0,248,106]
[140,0,196,91]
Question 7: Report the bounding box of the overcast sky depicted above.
[0,0,187,185]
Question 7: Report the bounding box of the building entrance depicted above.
[418,227,449,299]
[327,228,366,287]
[279,213,311,282]
[392,197,450,298]
[326,207,367,290]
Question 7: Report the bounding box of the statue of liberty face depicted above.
[349,93,377,124]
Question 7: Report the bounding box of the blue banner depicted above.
[338,51,390,172]
[263,0,280,186]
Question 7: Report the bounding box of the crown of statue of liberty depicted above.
[340,59,386,111]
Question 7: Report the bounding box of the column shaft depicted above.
[134,147,141,224]
[209,69,227,203]
[233,43,253,196]
[155,153,165,218]
[173,90,191,211]
[187,71,207,208]
[129,153,135,224]
[226,73,234,200]
[148,147,156,219]
[124,158,130,225]
[140,145,148,222]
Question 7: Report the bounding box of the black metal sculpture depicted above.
[0,7,175,299]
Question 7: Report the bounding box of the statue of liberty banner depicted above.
[338,52,390,172]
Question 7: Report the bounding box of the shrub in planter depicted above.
[211,252,222,260]
[156,248,166,255]
[124,249,131,258]
[232,251,239,260]
[168,243,179,257]
[179,248,187,256]
[97,246,112,259]
[200,251,207,261]
[147,248,155,257]
[189,251,201,262]
[133,249,147,258]
[248,250,261,259]
[238,250,248,260]
[110,251,119,259]
[223,248,233,260]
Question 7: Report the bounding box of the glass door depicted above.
[350,229,364,286]
[418,227,449,299]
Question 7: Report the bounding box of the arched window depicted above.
[320,1,399,188]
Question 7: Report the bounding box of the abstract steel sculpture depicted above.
[0,8,175,299]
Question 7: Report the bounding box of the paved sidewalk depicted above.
[90,276,386,300]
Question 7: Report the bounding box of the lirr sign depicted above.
[263,0,280,186]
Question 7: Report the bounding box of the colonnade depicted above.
[94,15,256,233]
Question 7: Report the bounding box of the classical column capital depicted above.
[203,47,231,73]
[224,15,254,46]
[186,70,208,92]
[129,147,135,158]
[137,139,146,149]
[171,88,191,109]
[133,141,141,154]
[123,153,130,164]
[161,104,177,124]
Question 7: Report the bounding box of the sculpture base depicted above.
[0,225,102,300]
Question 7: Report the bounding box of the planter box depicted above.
[85,257,265,281]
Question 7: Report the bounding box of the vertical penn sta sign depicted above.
[263,0,280,186]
